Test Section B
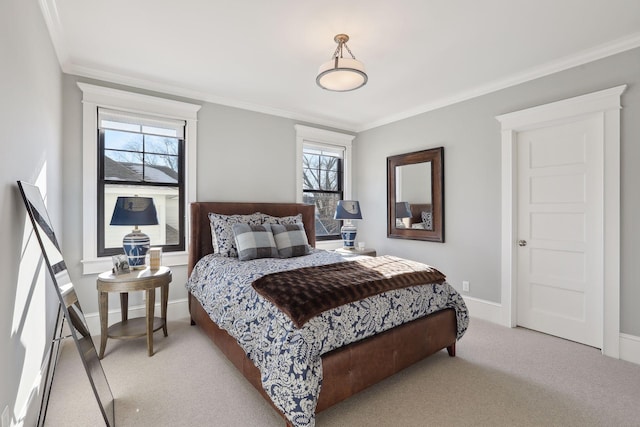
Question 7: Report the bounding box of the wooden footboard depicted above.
[189,293,457,420]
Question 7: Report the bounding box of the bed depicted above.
[186,202,468,426]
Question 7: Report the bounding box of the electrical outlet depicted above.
[462,281,470,292]
[2,405,10,427]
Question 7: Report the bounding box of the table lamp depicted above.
[334,200,362,249]
[110,196,158,269]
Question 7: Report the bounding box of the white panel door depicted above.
[516,115,603,348]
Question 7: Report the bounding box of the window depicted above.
[79,83,201,274]
[302,146,343,240]
[295,125,355,242]
[97,109,185,256]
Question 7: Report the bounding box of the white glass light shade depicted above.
[316,57,368,92]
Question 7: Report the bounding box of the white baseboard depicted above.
[84,298,190,337]
[619,333,640,365]
[462,295,503,324]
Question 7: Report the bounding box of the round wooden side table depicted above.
[97,266,172,358]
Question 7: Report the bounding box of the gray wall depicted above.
[0,0,63,424]
[354,47,640,336]
[63,48,640,337]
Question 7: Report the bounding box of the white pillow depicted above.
[261,213,303,225]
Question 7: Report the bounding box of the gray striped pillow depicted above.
[271,223,310,258]
[232,223,278,261]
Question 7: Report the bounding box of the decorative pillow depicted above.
[208,212,263,257]
[261,213,303,225]
[271,223,310,258]
[232,223,278,261]
[421,211,433,230]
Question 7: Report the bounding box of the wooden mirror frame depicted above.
[387,147,444,242]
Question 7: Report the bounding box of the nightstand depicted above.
[335,247,377,257]
[97,266,172,358]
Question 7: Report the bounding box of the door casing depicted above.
[496,85,625,358]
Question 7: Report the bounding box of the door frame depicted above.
[496,85,626,358]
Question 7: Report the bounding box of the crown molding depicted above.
[39,0,70,70]
[66,62,360,133]
[358,31,640,132]
[38,0,640,134]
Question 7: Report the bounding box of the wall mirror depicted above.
[18,181,114,427]
[387,147,444,242]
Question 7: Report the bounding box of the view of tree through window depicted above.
[97,110,185,256]
[302,147,342,239]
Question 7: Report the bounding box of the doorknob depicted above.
[518,240,527,247]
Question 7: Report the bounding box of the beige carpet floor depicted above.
[45,317,640,426]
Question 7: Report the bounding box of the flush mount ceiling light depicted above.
[316,34,368,92]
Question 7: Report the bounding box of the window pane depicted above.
[104,184,180,249]
[303,151,341,192]
[320,155,339,172]
[145,135,179,155]
[303,192,341,236]
[144,154,179,183]
[320,170,339,191]
[303,167,320,190]
[303,153,320,169]
[104,129,143,151]
[104,150,143,181]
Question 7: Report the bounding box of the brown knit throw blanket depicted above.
[252,255,446,328]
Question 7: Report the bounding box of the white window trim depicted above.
[294,124,355,250]
[78,83,201,275]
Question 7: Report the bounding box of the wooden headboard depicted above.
[188,202,316,276]
[409,203,432,225]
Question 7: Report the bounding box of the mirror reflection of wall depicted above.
[395,162,432,228]
[396,162,432,203]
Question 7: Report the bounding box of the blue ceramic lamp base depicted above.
[123,228,151,269]
[340,222,357,249]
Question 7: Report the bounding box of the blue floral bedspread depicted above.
[186,250,469,427]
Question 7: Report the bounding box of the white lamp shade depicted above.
[316,57,368,92]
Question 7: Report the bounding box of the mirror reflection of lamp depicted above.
[395,202,412,228]
[110,196,158,269]
[334,200,363,249]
